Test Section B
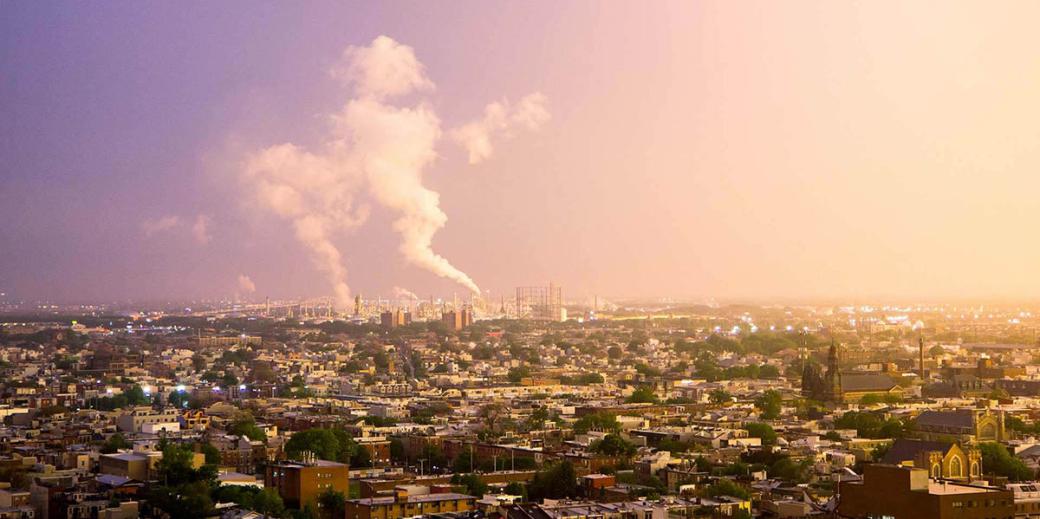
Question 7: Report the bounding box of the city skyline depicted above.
[6,2,1040,303]
[5,5,1040,517]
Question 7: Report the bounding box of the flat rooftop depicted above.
[928,481,1003,495]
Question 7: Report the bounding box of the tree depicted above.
[147,442,219,518]
[285,428,363,466]
[0,466,30,490]
[754,390,782,420]
[101,433,131,454]
[316,489,346,519]
[709,389,732,405]
[980,442,1034,481]
[503,481,527,500]
[168,389,189,408]
[590,434,637,457]
[634,363,662,378]
[285,429,344,461]
[769,456,811,483]
[871,442,891,461]
[858,393,882,406]
[834,411,905,439]
[877,418,906,438]
[252,363,277,383]
[607,346,623,360]
[38,405,67,417]
[695,357,722,381]
[453,449,479,473]
[148,480,214,518]
[694,456,712,472]
[228,414,267,442]
[201,442,222,465]
[758,364,781,379]
[702,478,750,500]
[389,438,405,462]
[221,373,239,387]
[351,444,372,468]
[528,461,578,501]
[626,386,659,404]
[293,504,320,519]
[156,442,215,486]
[573,412,619,434]
[524,407,551,432]
[214,486,286,518]
[745,422,778,445]
[125,385,150,406]
[252,488,286,517]
[658,438,693,454]
[478,402,506,434]
[453,473,488,497]
[507,366,531,384]
[421,444,448,471]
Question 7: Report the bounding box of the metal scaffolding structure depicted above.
[515,283,562,321]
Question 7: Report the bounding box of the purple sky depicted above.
[4,2,1040,304]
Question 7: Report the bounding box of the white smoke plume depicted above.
[192,214,212,244]
[141,215,181,236]
[237,274,256,293]
[244,144,365,307]
[452,93,550,164]
[243,36,548,304]
[391,286,420,300]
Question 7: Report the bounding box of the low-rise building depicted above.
[838,464,1013,519]
[344,487,475,519]
[265,458,349,510]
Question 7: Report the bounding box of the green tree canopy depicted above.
[745,422,778,445]
[284,428,369,467]
[590,434,637,457]
[626,386,660,404]
[228,414,267,442]
[702,478,750,500]
[980,442,1034,481]
[528,461,578,501]
[573,412,620,434]
[754,390,782,420]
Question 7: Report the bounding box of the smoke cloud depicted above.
[452,93,550,164]
[192,214,212,244]
[141,215,181,236]
[243,36,548,304]
[391,286,420,300]
[237,274,256,293]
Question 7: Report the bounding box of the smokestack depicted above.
[919,336,925,378]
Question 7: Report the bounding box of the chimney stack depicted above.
[919,336,925,379]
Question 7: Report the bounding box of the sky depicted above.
[3,2,1040,305]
